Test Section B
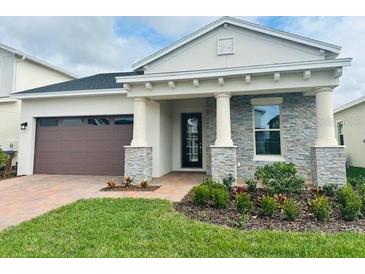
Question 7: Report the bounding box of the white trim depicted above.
[0,97,18,103]
[251,97,283,105]
[0,43,77,79]
[118,58,352,84]
[253,155,285,162]
[10,88,126,100]
[334,94,365,113]
[132,16,341,70]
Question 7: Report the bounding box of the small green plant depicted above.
[124,176,134,187]
[311,196,331,221]
[140,181,148,188]
[211,187,230,208]
[246,179,257,192]
[192,184,210,205]
[321,183,339,197]
[347,175,365,190]
[336,185,362,221]
[283,198,301,221]
[254,162,305,194]
[236,193,253,214]
[0,149,7,168]
[259,196,277,217]
[237,213,250,228]
[222,174,235,189]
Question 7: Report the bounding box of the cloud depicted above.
[0,17,159,77]
[263,16,365,107]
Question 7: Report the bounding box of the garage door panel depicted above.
[34,116,133,175]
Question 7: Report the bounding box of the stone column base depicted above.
[124,146,152,183]
[210,146,237,183]
[310,146,346,186]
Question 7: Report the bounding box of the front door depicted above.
[181,113,202,168]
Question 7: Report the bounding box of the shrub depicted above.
[254,162,305,194]
[259,196,277,217]
[274,193,287,207]
[222,174,235,189]
[140,181,148,188]
[348,175,365,190]
[311,196,331,221]
[211,187,230,208]
[246,179,257,192]
[236,193,253,214]
[237,213,250,228]
[321,183,339,197]
[0,149,6,168]
[283,198,301,221]
[336,185,362,221]
[124,176,134,187]
[192,184,211,205]
[192,180,230,208]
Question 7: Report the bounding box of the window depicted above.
[114,116,133,125]
[254,105,281,155]
[62,118,83,127]
[88,118,109,126]
[39,118,58,127]
[337,121,345,145]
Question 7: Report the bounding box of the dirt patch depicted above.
[174,189,365,233]
[100,185,161,192]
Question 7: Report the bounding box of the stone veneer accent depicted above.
[311,146,346,186]
[124,146,152,183]
[211,146,237,183]
[206,93,317,182]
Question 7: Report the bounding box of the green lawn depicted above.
[347,166,365,179]
[0,198,364,258]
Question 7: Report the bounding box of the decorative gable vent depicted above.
[217,37,234,55]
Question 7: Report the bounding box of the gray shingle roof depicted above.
[16,71,142,94]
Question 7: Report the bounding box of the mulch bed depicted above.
[100,185,161,192]
[174,188,365,233]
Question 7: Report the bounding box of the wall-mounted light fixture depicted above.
[20,122,28,130]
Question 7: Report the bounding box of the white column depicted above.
[131,97,148,147]
[315,87,338,146]
[214,93,234,146]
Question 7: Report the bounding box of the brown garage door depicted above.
[34,116,133,176]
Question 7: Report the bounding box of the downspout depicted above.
[12,54,25,93]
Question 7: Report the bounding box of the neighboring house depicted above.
[0,43,76,163]
[13,17,352,186]
[334,95,365,168]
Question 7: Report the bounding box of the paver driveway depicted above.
[0,172,204,230]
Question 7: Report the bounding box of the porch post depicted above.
[210,92,237,183]
[131,97,148,147]
[124,97,152,182]
[311,87,346,186]
[315,87,337,146]
[214,93,233,146]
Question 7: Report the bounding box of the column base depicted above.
[124,146,152,183]
[310,146,346,187]
[210,145,237,183]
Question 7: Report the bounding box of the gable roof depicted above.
[14,71,142,95]
[132,16,341,70]
[334,95,365,113]
[0,42,77,79]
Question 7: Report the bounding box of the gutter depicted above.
[11,88,127,100]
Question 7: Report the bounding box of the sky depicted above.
[0,16,364,108]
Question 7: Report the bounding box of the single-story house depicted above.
[334,95,365,168]
[12,17,352,186]
[0,43,75,162]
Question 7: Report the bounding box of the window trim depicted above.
[336,120,345,146]
[252,100,284,160]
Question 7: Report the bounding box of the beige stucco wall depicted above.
[14,59,73,92]
[145,24,324,74]
[0,101,20,152]
[334,101,365,168]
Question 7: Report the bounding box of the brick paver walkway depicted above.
[0,172,204,230]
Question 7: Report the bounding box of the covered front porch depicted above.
[117,59,350,186]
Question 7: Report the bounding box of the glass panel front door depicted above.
[182,113,202,168]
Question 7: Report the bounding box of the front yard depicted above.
[0,198,365,257]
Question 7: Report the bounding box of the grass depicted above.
[347,166,365,179]
[0,198,365,258]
